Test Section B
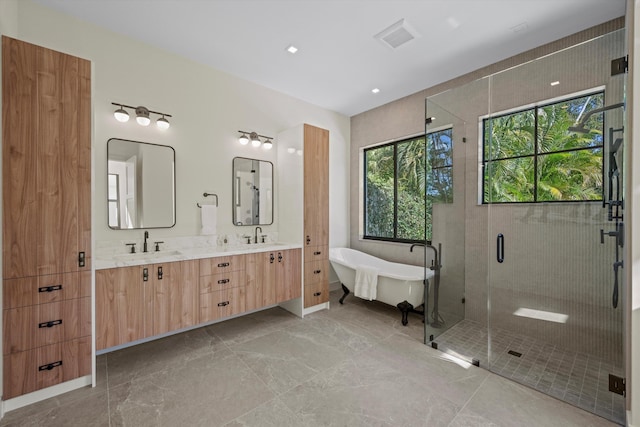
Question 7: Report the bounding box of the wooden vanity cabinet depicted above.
[246,249,301,311]
[199,255,246,323]
[2,36,92,398]
[96,260,198,350]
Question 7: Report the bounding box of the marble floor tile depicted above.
[0,290,620,426]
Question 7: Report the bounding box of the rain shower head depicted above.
[568,102,625,134]
[567,125,589,134]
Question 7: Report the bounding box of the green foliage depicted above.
[365,129,452,241]
[484,93,604,203]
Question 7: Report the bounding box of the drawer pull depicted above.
[217,279,230,284]
[143,268,149,282]
[38,360,63,371]
[38,319,62,328]
[217,301,230,307]
[314,251,322,255]
[157,266,163,280]
[270,253,275,264]
[278,252,283,262]
[38,284,62,293]
[217,262,230,268]
[313,292,322,297]
[314,270,322,274]
[78,251,86,268]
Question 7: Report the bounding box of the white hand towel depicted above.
[200,205,217,235]
[354,266,379,301]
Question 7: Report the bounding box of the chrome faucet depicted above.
[143,230,149,253]
[254,226,263,244]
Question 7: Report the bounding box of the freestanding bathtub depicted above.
[329,247,434,326]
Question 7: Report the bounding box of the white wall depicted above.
[9,0,350,249]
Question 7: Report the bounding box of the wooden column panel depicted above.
[277,249,301,302]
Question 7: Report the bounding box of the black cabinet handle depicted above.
[217,262,230,268]
[314,251,321,255]
[217,301,230,307]
[314,270,322,274]
[38,284,62,293]
[143,268,149,282]
[306,235,311,245]
[313,292,322,297]
[270,253,275,264]
[38,360,62,371]
[157,266,163,280]
[38,319,62,328]
[78,251,85,267]
[217,279,230,284]
[497,233,504,263]
[278,252,283,262]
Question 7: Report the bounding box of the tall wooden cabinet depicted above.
[278,124,330,311]
[2,36,92,398]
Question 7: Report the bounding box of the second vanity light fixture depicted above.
[238,130,273,150]
[112,103,172,130]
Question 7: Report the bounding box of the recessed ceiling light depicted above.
[550,81,560,86]
[286,45,298,54]
[371,88,380,94]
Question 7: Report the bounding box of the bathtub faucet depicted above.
[409,242,440,270]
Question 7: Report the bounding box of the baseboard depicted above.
[2,375,92,413]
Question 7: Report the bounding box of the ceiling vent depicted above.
[374,19,420,49]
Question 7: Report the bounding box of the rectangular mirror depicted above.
[232,157,273,226]
[107,138,176,229]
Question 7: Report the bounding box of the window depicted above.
[482,92,604,203]
[364,129,453,243]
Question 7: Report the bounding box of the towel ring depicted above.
[197,192,218,208]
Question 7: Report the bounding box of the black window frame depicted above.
[363,129,453,244]
[481,91,605,204]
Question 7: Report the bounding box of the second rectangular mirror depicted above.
[232,157,273,226]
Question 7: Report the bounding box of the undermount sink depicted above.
[113,250,182,260]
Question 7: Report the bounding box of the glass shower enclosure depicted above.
[425,28,626,424]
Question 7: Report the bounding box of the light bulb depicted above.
[239,134,249,145]
[263,139,273,150]
[157,116,170,130]
[250,132,261,147]
[114,107,129,122]
[136,116,150,126]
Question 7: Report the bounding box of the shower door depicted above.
[423,91,471,343]
[485,29,626,424]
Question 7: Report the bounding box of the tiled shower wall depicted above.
[350,19,625,364]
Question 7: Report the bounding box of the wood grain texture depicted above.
[304,245,328,262]
[95,267,144,350]
[199,254,246,276]
[152,260,199,336]
[200,270,246,294]
[3,271,90,309]
[200,286,246,323]
[245,251,274,310]
[304,281,329,308]
[3,336,90,399]
[303,124,329,247]
[2,36,38,279]
[3,296,90,354]
[277,249,301,302]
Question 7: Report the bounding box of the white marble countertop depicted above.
[94,242,302,270]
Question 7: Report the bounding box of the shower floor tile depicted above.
[432,319,625,425]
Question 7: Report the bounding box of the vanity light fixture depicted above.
[238,130,274,150]
[112,103,172,129]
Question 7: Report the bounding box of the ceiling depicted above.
[35,0,626,117]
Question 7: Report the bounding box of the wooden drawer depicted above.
[200,270,245,293]
[304,260,328,286]
[199,255,245,276]
[3,336,91,399]
[3,297,91,354]
[304,245,328,262]
[3,271,91,309]
[200,286,246,323]
[304,281,329,308]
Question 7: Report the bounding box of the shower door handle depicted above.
[497,233,504,263]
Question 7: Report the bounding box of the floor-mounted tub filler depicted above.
[329,247,433,325]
